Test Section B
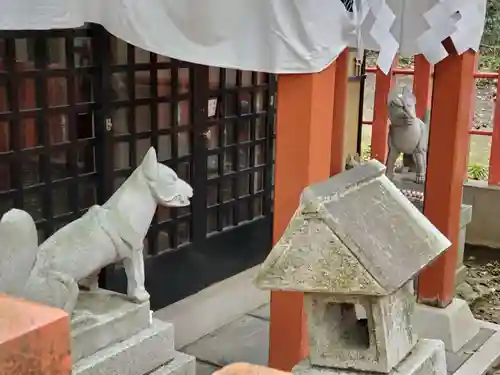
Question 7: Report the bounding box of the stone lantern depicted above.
[255,160,451,375]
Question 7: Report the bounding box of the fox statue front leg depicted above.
[386,141,400,182]
[78,270,100,291]
[123,247,150,303]
[413,118,428,184]
[413,148,427,184]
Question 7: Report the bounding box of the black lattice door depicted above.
[0,28,275,310]
[0,26,108,241]
[100,37,276,309]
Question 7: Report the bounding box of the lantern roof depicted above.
[255,160,451,296]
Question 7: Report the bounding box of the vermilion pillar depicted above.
[371,63,395,163]
[412,55,433,122]
[417,39,476,307]
[488,67,500,185]
[269,63,337,371]
[330,49,349,175]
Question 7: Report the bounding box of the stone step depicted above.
[148,352,196,375]
[73,318,175,375]
[71,289,151,362]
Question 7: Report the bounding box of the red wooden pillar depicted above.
[417,39,476,307]
[330,49,349,175]
[488,67,500,185]
[269,63,337,371]
[412,55,432,121]
[371,62,395,162]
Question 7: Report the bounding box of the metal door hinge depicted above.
[105,117,113,131]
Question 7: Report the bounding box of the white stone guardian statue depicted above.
[386,86,429,184]
[0,147,193,315]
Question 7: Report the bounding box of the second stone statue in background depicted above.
[385,86,429,184]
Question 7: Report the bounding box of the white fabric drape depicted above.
[346,0,487,72]
[0,0,487,74]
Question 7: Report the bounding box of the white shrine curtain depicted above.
[0,0,487,74]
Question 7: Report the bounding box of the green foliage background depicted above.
[484,0,500,47]
[480,0,500,72]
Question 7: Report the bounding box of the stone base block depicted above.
[148,352,196,375]
[71,289,151,362]
[414,298,479,352]
[0,294,71,375]
[293,339,446,375]
[73,318,175,375]
[453,320,500,375]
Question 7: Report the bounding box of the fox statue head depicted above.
[388,86,417,127]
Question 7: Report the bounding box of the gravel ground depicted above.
[459,258,500,323]
[457,249,500,374]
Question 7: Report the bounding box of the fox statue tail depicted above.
[0,208,39,295]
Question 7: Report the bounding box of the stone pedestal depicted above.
[455,204,472,285]
[413,298,479,353]
[293,339,446,375]
[71,290,151,362]
[72,290,195,375]
[391,172,472,285]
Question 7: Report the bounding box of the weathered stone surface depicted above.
[318,176,448,294]
[389,174,473,286]
[184,314,269,367]
[149,352,196,375]
[445,327,494,374]
[256,159,451,295]
[293,339,446,375]
[73,318,175,375]
[255,160,454,373]
[254,213,385,295]
[0,294,71,375]
[71,290,151,362]
[456,205,473,285]
[414,298,479,352]
[305,282,416,373]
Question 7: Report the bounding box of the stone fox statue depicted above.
[0,147,193,315]
[386,86,428,184]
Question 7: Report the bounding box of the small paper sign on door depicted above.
[208,98,218,117]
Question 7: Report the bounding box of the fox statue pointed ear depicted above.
[402,86,416,107]
[141,147,158,182]
[387,86,401,105]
